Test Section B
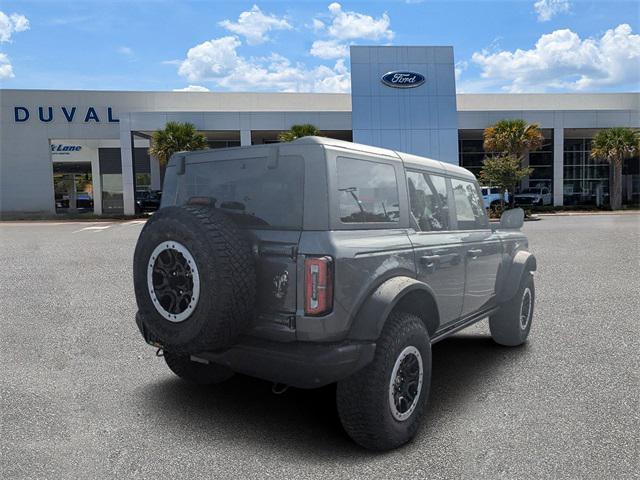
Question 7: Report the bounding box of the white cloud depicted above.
[308,3,394,59]
[533,0,570,22]
[173,85,210,92]
[177,36,350,93]
[0,52,14,79]
[310,39,349,60]
[311,18,325,32]
[471,24,640,92]
[178,36,242,82]
[0,11,29,43]
[118,46,134,56]
[325,3,393,41]
[454,60,468,81]
[219,5,291,45]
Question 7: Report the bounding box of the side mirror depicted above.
[499,208,524,230]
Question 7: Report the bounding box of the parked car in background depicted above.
[54,192,93,211]
[515,187,552,206]
[135,190,162,212]
[481,186,509,209]
[76,192,94,209]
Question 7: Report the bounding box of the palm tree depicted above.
[278,124,322,142]
[590,127,640,210]
[482,119,544,208]
[148,122,208,166]
[483,119,545,158]
[480,155,533,210]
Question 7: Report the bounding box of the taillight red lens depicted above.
[304,256,333,316]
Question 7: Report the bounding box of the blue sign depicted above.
[14,106,119,123]
[381,71,426,89]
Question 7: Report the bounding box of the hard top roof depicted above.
[178,136,475,180]
[293,136,475,179]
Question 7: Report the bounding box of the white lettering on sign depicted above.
[381,71,426,89]
[392,73,417,84]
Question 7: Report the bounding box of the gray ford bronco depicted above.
[133,137,536,451]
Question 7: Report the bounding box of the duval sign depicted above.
[14,106,119,123]
[381,71,425,89]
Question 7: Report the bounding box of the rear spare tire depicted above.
[133,205,256,353]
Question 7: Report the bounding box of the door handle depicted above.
[467,248,483,259]
[420,254,440,268]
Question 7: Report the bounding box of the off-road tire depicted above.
[490,273,535,346]
[336,312,431,451]
[164,351,234,385]
[133,205,255,353]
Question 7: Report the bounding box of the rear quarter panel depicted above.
[294,145,416,342]
[296,229,416,341]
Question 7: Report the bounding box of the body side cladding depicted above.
[497,250,537,303]
[348,276,440,341]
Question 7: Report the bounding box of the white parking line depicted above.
[124,220,147,226]
[72,225,112,233]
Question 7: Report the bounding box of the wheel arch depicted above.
[348,276,440,341]
[497,250,537,303]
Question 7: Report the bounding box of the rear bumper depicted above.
[194,337,376,389]
[136,313,376,389]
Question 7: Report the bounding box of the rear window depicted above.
[181,155,304,229]
[337,157,399,223]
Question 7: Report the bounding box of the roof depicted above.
[293,136,475,179]
[3,89,637,113]
[456,93,639,112]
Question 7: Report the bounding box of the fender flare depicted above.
[497,250,537,303]
[348,276,440,341]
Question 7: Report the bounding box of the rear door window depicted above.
[337,157,399,223]
[451,178,489,230]
[406,171,450,231]
[181,155,304,229]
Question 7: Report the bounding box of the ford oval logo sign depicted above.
[381,71,425,89]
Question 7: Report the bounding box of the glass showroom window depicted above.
[458,132,496,179]
[563,138,609,206]
[459,129,554,193]
[528,131,553,191]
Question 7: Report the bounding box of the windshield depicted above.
[180,155,304,229]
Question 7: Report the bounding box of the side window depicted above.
[406,171,450,231]
[451,178,488,230]
[337,157,400,223]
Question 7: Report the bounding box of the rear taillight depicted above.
[304,256,333,316]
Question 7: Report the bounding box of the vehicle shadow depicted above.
[137,332,520,459]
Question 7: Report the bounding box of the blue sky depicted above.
[0,0,638,93]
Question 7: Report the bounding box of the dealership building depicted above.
[1,45,638,216]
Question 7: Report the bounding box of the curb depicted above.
[534,211,639,217]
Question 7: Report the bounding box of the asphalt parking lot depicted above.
[1,214,638,479]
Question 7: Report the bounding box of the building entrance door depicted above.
[53,162,94,213]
